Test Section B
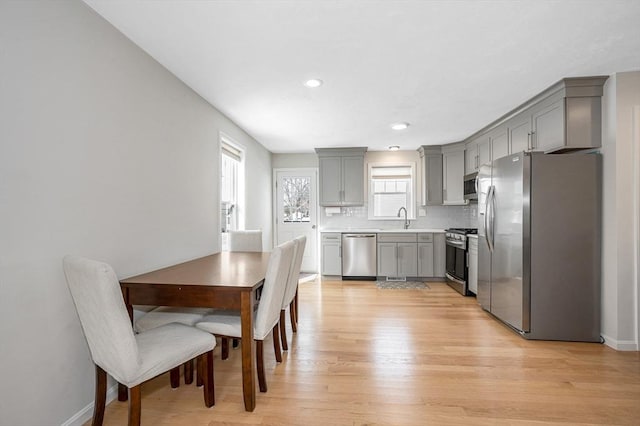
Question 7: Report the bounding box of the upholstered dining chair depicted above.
[228,229,262,252]
[63,256,216,426]
[134,305,214,384]
[220,229,263,353]
[279,235,306,351]
[196,239,295,392]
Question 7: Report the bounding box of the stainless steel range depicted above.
[445,228,477,296]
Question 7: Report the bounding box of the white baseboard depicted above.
[601,334,639,351]
[61,383,118,426]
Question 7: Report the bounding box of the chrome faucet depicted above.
[397,206,410,229]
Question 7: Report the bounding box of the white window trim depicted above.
[220,132,245,231]
[367,162,416,220]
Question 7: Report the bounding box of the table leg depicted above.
[240,290,256,411]
[240,291,256,411]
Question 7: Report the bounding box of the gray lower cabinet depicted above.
[468,236,478,295]
[321,233,342,275]
[377,233,417,278]
[377,233,443,279]
[397,243,418,277]
[433,233,446,277]
[377,242,397,277]
[417,233,434,277]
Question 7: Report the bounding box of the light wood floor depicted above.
[93,279,640,425]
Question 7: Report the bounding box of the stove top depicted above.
[445,228,478,235]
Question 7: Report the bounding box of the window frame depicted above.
[220,134,245,234]
[367,162,416,221]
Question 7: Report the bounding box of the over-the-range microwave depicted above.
[463,172,478,201]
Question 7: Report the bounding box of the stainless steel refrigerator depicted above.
[477,151,601,342]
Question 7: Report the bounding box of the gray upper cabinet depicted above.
[442,143,467,205]
[488,125,509,162]
[417,146,443,206]
[465,135,490,174]
[507,113,532,154]
[315,147,366,206]
[318,156,342,205]
[462,76,608,161]
[531,96,565,152]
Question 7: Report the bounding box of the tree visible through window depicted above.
[282,176,311,223]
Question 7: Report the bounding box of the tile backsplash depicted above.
[320,203,478,230]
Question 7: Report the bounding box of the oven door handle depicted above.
[445,240,466,249]
[446,272,465,285]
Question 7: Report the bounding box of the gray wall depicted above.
[272,152,319,169]
[0,1,272,424]
[601,70,640,350]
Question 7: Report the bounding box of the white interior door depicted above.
[274,169,318,272]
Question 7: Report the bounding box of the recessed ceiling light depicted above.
[390,122,410,131]
[388,145,400,151]
[304,79,323,88]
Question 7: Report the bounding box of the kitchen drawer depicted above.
[377,233,417,243]
[322,233,341,242]
[417,233,433,242]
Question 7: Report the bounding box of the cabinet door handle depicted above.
[531,130,536,149]
[426,188,429,202]
[528,131,536,150]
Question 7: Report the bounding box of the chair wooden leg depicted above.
[294,287,299,330]
[279,309,288,351]
[221,337,229,360]
[272,324,282,363]
[256,340,267,392]
[202,351,215,407]
[196,356,203,387]
[170,367,180,388]
[92,365,107,426]
[128,385,141,426]
[118,383,128,401]
[184,359,194,384]
[290,300,298,332]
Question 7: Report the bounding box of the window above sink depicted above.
[367,162,416,221]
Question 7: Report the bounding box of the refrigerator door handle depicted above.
[487,185,495,252]
[483,184,491,250]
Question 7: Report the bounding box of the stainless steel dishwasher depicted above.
[341,233,377,280]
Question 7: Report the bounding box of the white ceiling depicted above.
[83,0,640,153]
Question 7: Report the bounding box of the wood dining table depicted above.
[119,251,271,412]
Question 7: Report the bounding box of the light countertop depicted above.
[321,228,445,234]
